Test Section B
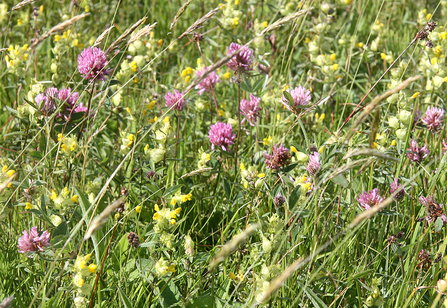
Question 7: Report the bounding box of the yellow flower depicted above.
[153,212,160,220]
[357,42,364,48]
[412,92,420,99]
[232,17,239,28]
[88,264,97,273]
[135,205,142,213]
[185,75,191,83]
[426,13,432,19]
[330,53,336,61]
[85,5,90,12]
[441,32,447,40]
[25,202,32,210]
[51,190,57,200]
[263,136,272,146]
[171,198,177,206]
[17,19,23,26]
[229,272,236,279]
[223,72,231,80]
[258,173,265,178]
[304,37,310,43]
[39,5,44,12]
[391,139,397,146]
[290,146,297,154]
[319,146,324,153]
[332,63,339,70]
[170,219,176,225]
[71,195,79,203]
[380,53,386,60]
[240,162,245,170]
[262,21,268,28]
[154,204,160,212]
[158,39,163,46]
[431,57,438,65]
[73,39,79,47]
[55,35,61,42]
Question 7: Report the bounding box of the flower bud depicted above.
[398,110,412,124]
[295,151,309,162]
[396,128,407,141]
[438,279,447,292]
[388,116,400,129]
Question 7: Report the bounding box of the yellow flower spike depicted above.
[71,195,79,203]
[22,53,28,60]
[174,207,182,214]
[258,173,265,178]
[158,39,163,46]
[330,53,336,61]
[290,146,297,154]
[85,5,90,12]
[302,174,307,182]
[154,204,160,212]
[305,37,310,43]
[185,75,191,83]
[380,53,386,60]
[54,35,61,42]
[25,202,32,210]
[441,32,447,40]
[232,17,239,28]
[205,154,211,161]
[391,140,397,146]
[218,109,224,116]
[6,170,15,177]
[2,166,7,174]
[170,219,176,225]
[88,264,97,273]
[171,199,177,206]
[240,162,245,170]
[75,276,84,287]
[304,182,312,190]
[197,58,202,66]
[357,42,364,48]
[320,113,325,120]
[412,92,420,99]
[276,114,281,121]
[61,144,67,152]
[70,143,76,151]
[153,212,160,220]
[51,190,57,200]
[136,206,142,213]
[262,21,268,28]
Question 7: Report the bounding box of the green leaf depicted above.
[119,288,134,308]
[163,184,183,197]
[288,185,301,210]
[283,163,298,173]
[222,177,231,199]
[435,217,443,232]
[330,174,349,188]
[252,77,264,93]
[283,91,294,105]
[160,281,181,307]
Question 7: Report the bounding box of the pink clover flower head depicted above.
[240,94,261,126]
[422,106,444,132]
[390,179,406,201]
[165,89,187,111]
[18,227,51,256]
[77,47,111,81]
[208,122,236,152]
[306,152,320,177]
[419,194,447,223]
[406,140,430,163]
[226,42,254,73]
[282,85,311,108]
[35,87,59,116]
[196,67,221,95]
[356,188,384,210]
[264,143,291,170]
[56,87,84,120]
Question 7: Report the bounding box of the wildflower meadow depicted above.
[2,0,447,307]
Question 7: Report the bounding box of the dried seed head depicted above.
[309,145,318,153]
[416,30,429,41]
[397,231,405,238]
[425,40,434,48]
[192,32,204,41]
[120,187,128,196]
[425,21,437,32]
[273,194,286,207]
[127,232,140,248]
[258,64,269,75]
[146,170,157,180]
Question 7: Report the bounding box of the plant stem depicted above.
[78,79,96,142]
[235,71,242,173]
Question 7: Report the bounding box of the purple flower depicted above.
[18,227,50,256]
[196,67,221,95]
[264,144,291,170]
[240,94,261,126]
[406,140,430,163]
[226,42,254,73]
[77,47,111,81]
[390,179,405,201]
[422,106,444,132]
[306,152,320,177]
[56,87,84,120]
[208,122,236,152]
[282,86,311,108]
[356,188,384,210]
[34,87,59,116]
[165,89,187,111]
[419,194,446,223]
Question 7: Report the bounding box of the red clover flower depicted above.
[165,89,187,111]
[196,67,221,95]
[77,47,111,81]
[422,106,444,132]
[240,94,261,126]
[356,188,384,210]
[406,140,430,163]
[281,85,311,109]
[208,122,236,152]
[18,226,50,256]
[226,42,254,73]
[264,144,291,170]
